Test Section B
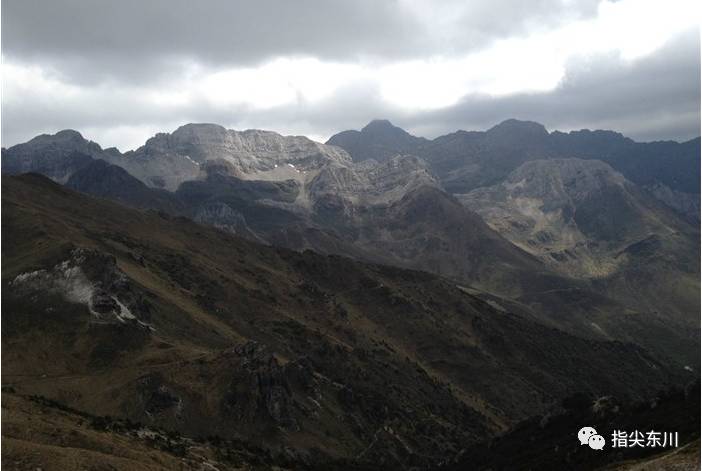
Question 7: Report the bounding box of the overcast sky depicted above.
[2,0,700,150]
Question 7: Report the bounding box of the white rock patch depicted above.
[11,257,149,328]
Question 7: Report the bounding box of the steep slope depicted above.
[18,149,699,364]
[345,185,546,292]
[5,124,699,365]
[643,181,700,224]
[66,158,184,213]
[306,154,438,219]
[457,158,700,328]
[64,155,304,241]
[2,174,689,468]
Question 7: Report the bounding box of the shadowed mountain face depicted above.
[418,120,553,192]
[550,130,701,194]
[324,120,700,356]
[2,174,692,468]
[65,159,185,214]
[326,119,428,163]
[329,119,556,191]
[328,119,701,217]
[327,120,700,229]
[1,130,129,185]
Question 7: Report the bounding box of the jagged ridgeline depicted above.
[1,120,699,469]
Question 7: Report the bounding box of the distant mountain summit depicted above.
[140,122,350,169]
[2,124,353,191]
[7,119,698,198]
[120,123,352,190]
[329,119,700,209]
[1,130,108,182]
[326,119,426,163]
[484,118,549,145]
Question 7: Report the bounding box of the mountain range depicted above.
[2,119,699,469]
[329,119,700,208]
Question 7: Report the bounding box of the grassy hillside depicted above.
[1,174,693,467]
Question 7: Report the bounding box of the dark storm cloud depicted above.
[1,0,699,149]
[3,0,418,60]
[2,0,600,83]
[193,29,700,144]
[402,29,701,142]
[1,0,410,84]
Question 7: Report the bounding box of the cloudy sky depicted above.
[2,0,700,150]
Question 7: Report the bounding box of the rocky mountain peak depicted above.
[141,124,348,163]
[564,128,628,141]
[141,123,228,159]
[327,119,425,163]
[360,119,419,141]
[487,119,549,140]
[112,124,353,190]
[23,129,99,150]
[479,120,551,154]
[361,119,399,133]
[52,129,88,142]
[2,130,109,183]
[174,122,227,134]
[103,147,122,157]
[170,123,229,145]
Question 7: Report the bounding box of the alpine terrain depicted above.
[2,119,699,470]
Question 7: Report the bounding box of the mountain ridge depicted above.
[328,119,701,197]
[3,121,699,364]
[2,172,692,467]
[2,118,699,468]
